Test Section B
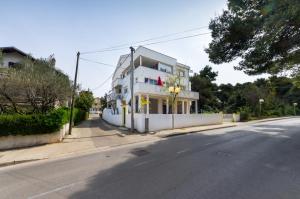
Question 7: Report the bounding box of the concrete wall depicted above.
[103,108,123,126]
[223,114,240,122]
[124,113,223,133]
[125,114,147,132]
[103,108,224,133]
[0,123,69,150]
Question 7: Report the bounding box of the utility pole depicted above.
[68,52,80,135]
[130,47,135,133]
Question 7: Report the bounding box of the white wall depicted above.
[0,123,69,150]
[125,114,150,133]
[2,52,25,68]
[173,114,222,128]
[223,113,240,122]
[102,108,123,126]
[126,113,223,133]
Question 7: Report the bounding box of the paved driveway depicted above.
[65,114,127,140]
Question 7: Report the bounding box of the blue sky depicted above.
[1,0,265,97]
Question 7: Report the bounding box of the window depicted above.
[8,62,15,68]
[149,79,158,85]
[178,70,185,77]
[158,63,172,73]
[145,78,158,85]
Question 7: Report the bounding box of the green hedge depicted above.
[73,108,87,125]
[0,108,87,136]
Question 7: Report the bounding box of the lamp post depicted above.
[168,85,181,129]
[259,98,264,117]
[293,102,298,116]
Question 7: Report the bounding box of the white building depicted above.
[0,47,34,77]
[103,46,223,132]
[0,47,33,68]
[89,97,101,114]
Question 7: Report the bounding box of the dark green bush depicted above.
[73,108,87,125]
[0,108,69,136]
[0,107,88,136]
[239,107,251,121]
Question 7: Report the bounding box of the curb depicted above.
[242,116,298,125]
[158,124,237,138]
[0,158,48,168]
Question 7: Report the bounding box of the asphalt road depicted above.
[1,118,300,199]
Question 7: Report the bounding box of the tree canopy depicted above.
[190,65,219,112]
[206,0,300,76]
[190,65,300,118]
[75,90,94,112]
[0,56,71,113]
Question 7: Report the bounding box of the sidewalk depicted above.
[0,116,158,167]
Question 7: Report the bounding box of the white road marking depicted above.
[176,149,189,154]
[204,142,213,146]
[134,161,150,167]
[27,181,84,199]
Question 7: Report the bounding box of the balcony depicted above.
[107,92,122,101]
[113,78,123,88]
[134,83,199,99]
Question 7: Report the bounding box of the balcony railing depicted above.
[113,78,123,87]
[134,83,199,99]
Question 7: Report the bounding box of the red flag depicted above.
[157,76,163,86]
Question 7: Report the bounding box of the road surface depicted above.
[1,118,300,199]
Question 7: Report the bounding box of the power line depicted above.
[89,54,131,91]
[80,57,116,67]
[135,32,210,47]
[92,72,114,91]
[81,32,210,76]
[81,26,209,54]
[81,32,211,69]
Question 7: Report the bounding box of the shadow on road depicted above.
[68,120,300,199]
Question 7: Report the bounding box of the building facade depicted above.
[0,47,34,77]
[89,97,101,114]
[108,46,199,116]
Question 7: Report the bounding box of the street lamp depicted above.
[293,102,298,116]
[259,98,264,117]
[168,85,181,129]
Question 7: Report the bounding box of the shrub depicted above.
[0,108,69,136]
[239,107,251,121]
[73,108,87,125]
[0,107,88,136]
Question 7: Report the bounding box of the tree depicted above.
[0,56,71,113]
[75,90,94,112]
[0,50,3,66]
[164,74,182,128]
[100,93,108,111]
[190,65,219,112]
[206,0,300,76]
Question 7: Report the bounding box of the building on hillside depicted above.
[0,47,34,68]
[0,47,34,77]
[89,97,101,114]
[103,46,223,132]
